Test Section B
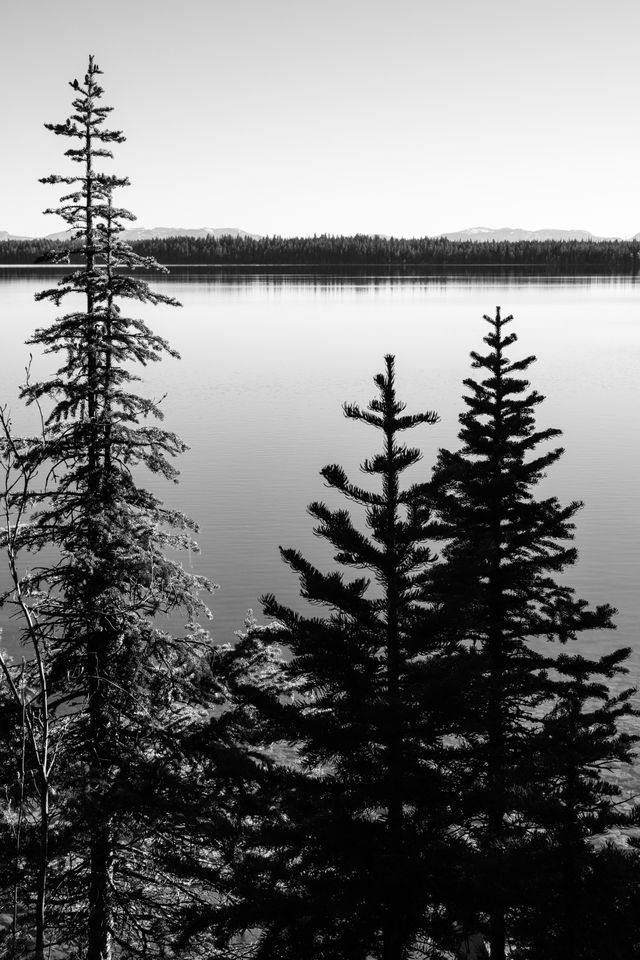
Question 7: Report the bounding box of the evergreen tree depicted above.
[198,356,459,960]
[9,55,210,959]
[427,307,619,959]
[519,648,638,959]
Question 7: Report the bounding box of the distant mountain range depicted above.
[3,226,640,243]
[438,226,628,243]
[45,226,259,242]
[0,231,33,241]
[0,226,259,242]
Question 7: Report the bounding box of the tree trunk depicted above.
[83,65,114,960]
[86,640,113,960]
[87,818,113,960]
[34,768,49,960]
[382,393,405,960]
[488,901,506,960]
[561,764,579,960]
[12,672,27,960]
[487,314,506,960]
[487,674,506,960]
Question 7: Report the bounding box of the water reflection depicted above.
[0,270,638,710]
[3,263,640,292]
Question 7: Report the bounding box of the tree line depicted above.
[4,233,640,271]
[1,56,640,960]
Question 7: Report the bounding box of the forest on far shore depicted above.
[3,233,640,269]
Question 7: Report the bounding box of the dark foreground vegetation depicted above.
[1,57,640,960]
[4,234,640,272]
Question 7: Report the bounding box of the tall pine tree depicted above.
[9,55,210,959]
[194,356,462,960]
[427,307,621,959]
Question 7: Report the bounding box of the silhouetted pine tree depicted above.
[427,308,616,960]
[202,356,461,960]
[581,840,640,958]
[11,55,211,959]
[517,648,639,960]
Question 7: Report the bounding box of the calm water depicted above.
[1,269,639,716]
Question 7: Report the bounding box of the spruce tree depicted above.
[10,55,210,959]
[522,648,638,959]
[427,307,620,960]
[202,356,457,960]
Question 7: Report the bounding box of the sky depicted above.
[2,0,640,239]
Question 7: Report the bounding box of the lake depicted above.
[1,268,639,718]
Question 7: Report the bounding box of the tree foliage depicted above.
[188,357,470,960]
[0,55,211,960]
[426,308,635,959]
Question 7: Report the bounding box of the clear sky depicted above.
[2,0,639,238]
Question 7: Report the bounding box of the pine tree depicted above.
[203,356,459,960]
[427,307,618,960]
[522,648,639,959]
[10,55,210,959]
